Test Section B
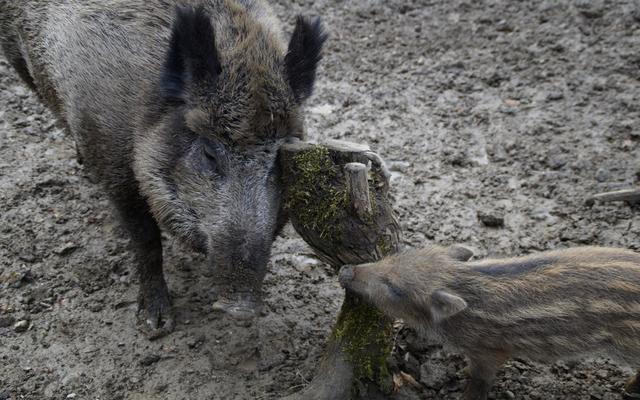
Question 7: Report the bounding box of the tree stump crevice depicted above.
[280,139,402,399]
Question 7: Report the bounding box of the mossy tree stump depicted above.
[280,139,402,400]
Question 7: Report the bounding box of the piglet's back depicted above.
[447,247,640,363]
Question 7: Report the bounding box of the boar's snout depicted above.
[339,265,355,288]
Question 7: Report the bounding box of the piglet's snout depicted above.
[338,265,355,288]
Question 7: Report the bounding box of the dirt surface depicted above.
[2,0,640,399]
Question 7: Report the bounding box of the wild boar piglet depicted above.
[339,246,640,400]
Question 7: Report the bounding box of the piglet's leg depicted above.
[463,354,507,400]
[623,370,640,399]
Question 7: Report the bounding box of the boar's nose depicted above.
[338,265,355,288]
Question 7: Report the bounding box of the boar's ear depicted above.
[161,5,222,105]
[430,290,467,322]
[285,16,328,103]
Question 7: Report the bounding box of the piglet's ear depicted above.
[285,16,328,103]
[430,290,467,322]
[447,245,474,262]
[161,5,222,105]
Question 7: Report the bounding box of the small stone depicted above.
[595,168,609,183]
[402,352,420,376]
[88,302,103,313]
[547,91,564,101]
[5,270,34,288]
[477,210,505,228]
[505,390,515,399]
[13,320,29,333]
[419,359,449,389]
[496,20,513,32]
[139,354,161,366]
[511,360,530,371]
[547,157,567,170]
[66,394,77,399]
[54,242,78,256]
[576,0,605,19]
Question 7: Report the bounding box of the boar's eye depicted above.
[201,139,225,174]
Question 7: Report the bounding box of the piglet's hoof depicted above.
[212,292,261,320]
[623,376,640,400]
[623,391,640,400]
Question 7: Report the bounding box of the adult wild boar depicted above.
[0,1,326,338]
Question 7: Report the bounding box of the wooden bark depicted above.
[279,139,401,399]
[586,188,640,206]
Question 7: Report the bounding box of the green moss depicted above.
[283,146,347,240]
[334,294,394,394]
[376,235,392,257]
[283,144,396,395]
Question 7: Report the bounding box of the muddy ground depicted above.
[2,0,640,399]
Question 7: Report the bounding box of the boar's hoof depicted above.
[137,289,175,340]
[212,292,261,320]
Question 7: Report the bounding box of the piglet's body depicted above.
[339,246,640,400]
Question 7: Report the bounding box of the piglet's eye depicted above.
[382,277,405,299]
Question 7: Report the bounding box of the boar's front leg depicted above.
[113,193,174,339]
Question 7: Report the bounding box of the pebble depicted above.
[595,168,609,183]
[402,352,421,377]
[576,0,605,19]
[547,91,565,101]
[6,270,34,288]
[547,156,567,170]
[496,19,513,32]
[477,210,505,227]
[13,320,29,333]
[54,242,78,256]
[419,359,449,389]
[140,354,161,366]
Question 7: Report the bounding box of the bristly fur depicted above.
[0,0,327,334]
[285,16,328,103]
[342,245,640,400]
[161,5,222,105]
